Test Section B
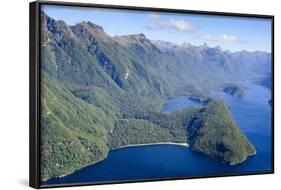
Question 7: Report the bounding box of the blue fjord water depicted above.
[43,84,272,186]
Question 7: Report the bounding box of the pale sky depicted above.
[42,4,272,53]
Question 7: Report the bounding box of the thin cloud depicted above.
[146,16,193,32]
[148,12,160,18]
[146,18,167,30]
[200,34,242,43]
[169,19,193,32]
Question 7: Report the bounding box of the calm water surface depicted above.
[43,84,272,186]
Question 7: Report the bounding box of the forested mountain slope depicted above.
[40,12,267,180]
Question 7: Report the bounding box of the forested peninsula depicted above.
[39,12,270,180]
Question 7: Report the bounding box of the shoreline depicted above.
[229,150,257,166]
[43,142,189,182]
[114,142,189,150]
[42,158,105,182]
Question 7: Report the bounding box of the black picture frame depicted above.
[29,0,274,188]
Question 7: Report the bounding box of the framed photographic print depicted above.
[29,0,274,188]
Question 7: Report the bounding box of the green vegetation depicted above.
[109,108,199,149]
[108,119,177,149]
[41,72,113,180]
[109,100,257,165]
[188,100,256,165]
[40,12,257,180]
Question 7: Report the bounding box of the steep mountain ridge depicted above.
[40,12,266,181]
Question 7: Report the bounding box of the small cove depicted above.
[43,83,272,186]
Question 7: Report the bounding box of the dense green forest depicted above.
[108,108,199,149]
[188,101,256,165]
[39,12,266,180]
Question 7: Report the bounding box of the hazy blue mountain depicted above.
[232,50,271,78]
[151,40,271,83]
[40,12,265,180]
[257,74,272,89]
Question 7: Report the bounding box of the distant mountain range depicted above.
[40,11,269,181]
